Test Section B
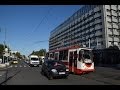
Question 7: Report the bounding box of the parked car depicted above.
[25,59,29,64]
[41,59,69,80]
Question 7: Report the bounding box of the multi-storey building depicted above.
[49,5,120,51]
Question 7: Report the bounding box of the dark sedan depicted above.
[41,59,69,80]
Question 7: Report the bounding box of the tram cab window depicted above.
[82,50,92,60]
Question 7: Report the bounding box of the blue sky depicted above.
[0,5,82,56]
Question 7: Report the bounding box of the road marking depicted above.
[0,75,2,76]
[7,65,31,68]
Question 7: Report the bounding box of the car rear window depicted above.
[48,61,64,66]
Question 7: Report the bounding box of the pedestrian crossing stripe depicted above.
[8,65,40,68]
[8,65,29,68]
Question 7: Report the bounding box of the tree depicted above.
[0,44,4,54]
[15,52,22,59]
[29,49,46,56]
[108,45,119,50]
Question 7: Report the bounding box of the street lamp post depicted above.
[2,27,7,64]
[89,39,91,48]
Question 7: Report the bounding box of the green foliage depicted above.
[15,52,22,59]
[108,45,119,50]
[30,49,46,56]
[0,44,4,54]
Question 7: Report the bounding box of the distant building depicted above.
[49,5,120,51]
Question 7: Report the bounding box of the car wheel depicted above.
[48,73,53,80]
[64,76,68,79]
[41,69,44,75]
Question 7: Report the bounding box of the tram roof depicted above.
[48,45,92,53]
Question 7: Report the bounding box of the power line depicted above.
[24,7,52,41]
[32,8,52,33]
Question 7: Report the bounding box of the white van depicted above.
[29,55,40,67]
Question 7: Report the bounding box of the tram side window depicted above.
[64,50,68,60]
[74,51,77,60]
[78,51,82,61]
[55,53,59,60]
[59,51,63,60]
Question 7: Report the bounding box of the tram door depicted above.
[69,50,77,73]
[73,51,77,74]
[69,52,73,72]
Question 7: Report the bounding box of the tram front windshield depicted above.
[80,49,92,60]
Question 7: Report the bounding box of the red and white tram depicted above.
[46,45,94,75]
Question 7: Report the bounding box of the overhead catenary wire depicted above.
[23,7,52,44]
[24,7,52,42]
[22,7,52,55]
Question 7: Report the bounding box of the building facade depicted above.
[49,5,120,51]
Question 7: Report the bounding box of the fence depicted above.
[92,49,120,67]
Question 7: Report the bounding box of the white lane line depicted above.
[24,65,26,67]
[15,65,17,67]
[20,65,22,67]
[0,75,2,76]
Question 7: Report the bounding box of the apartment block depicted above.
[49,5,120,51]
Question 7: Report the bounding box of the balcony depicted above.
[95,31,102,36]
[95,19,101,24]
[94,13,101,18]
[106,11,111,15]
[111,5,117,10]
[94,7,100,12]
[108,37,113,41]
[90,28,94,32]
[112,18,118,23]
[95,25,101,30]
[107,30,112,34]
[107,18,112,22]
[114,37,119,41]
[105,5,110,9]
[113,24,118,29]
[107,24,112,28]
[90,34,94,38]
[113,30,119,35]
[118,6,120,10]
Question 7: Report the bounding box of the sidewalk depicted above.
[0,62,10,69]
[0,67,7,84]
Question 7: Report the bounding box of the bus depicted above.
[46,45,94,75]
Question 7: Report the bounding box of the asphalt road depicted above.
[0,60,120,85]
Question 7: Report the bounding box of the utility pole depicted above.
[89,39,91,48]
[3,27,7,64]
[97,38,98,49]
